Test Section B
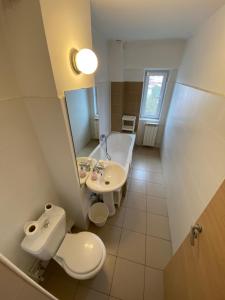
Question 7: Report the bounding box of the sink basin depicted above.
[76,157,97,185]
[86,161,126,193]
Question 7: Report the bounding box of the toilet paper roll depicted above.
[45,203,54,212]
[24,221,40,237]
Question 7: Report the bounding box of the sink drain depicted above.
[105,181,110,185]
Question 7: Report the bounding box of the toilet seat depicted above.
[54,232,106,280]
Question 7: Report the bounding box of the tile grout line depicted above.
[143,192,148,300]
[79,286,110,297]
[78,255,120,297]
[108,207,127,298]
[146,265,165,272]
[103,151,164,298]
[131,172,164,184]
[147,233,171,242]
[147,212,169,219]
[132,167,162,173]
[143,266,146,300]
[147,210,168,218]
[146,212,171,241]
[145,192,148,264]
[147,194,167,200]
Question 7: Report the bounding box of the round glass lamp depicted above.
[71,48,98,75]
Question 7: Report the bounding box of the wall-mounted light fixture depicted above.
[70,48,98,75]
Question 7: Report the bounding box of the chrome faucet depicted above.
[79,160,91,172]
[93,161,105,175]
[100,134,111,160]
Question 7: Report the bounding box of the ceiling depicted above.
[91,0,225,40]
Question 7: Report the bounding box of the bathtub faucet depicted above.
[100,134,111,160]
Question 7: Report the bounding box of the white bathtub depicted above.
[89,132,136,177]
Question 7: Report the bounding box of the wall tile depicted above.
[111,81,143,131]
[162,83,225,251]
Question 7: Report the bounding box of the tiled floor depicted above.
[41,146,172,300]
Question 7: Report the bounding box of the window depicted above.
[140,70,168,120]
[93,87,99,116]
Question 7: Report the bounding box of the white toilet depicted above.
[21,204,106,280]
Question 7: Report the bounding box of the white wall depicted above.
[66,89,92,154]
[162,4,225,252]
[0,98,60,273]
[93,28,111,135]
[0,4,60,272]
[0,14,20,99]
[1,0,57,98]
[108,39,185,145]
[108,40,124,82]
[25,98,86,228]
[0,0,93,273]
[108,39,185,82]
[124,39,186,81]
[177,4,225,96]
[39,0,94,98]
[96,81,111,136]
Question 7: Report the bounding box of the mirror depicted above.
[65,87,100,184]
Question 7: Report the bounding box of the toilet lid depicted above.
[56,232,103,274]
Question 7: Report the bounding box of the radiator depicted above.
[143,123,158,147]
[91,118,99,139]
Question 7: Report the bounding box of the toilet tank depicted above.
[21,205,66,261]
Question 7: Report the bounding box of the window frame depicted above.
[140,70,169,121]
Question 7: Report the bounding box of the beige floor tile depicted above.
[91,225,122,255]
[132,153,144,160]
[148,171,164,184]
[75,286,108,300]
[123,208,147,234]
[134,146,159,157]
[147,182,166,198]
[132,152,145,160]
[118,229,146,264]
[132,168,163,184]
[110,258,145,300]
[144,267,164,300]
[146,236,172,270]
[146,160,162,172]
[87,223,100,236]
[41,260,78,300]
[147,196,168,216]
[122,191,146,211]
[131,169,149,181]
[107,207,126,227]
[80,254,116,295]
[132,159,148,171]
[147,214,171,240]
[128,178,146,194]
[146,155,161,162]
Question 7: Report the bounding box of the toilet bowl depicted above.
[54,232,106,280]
[21,204,106,280]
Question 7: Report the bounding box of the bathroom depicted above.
[1,0,225,299]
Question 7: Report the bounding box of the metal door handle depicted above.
[190,224,202,246]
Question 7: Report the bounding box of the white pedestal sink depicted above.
[86,161,127,216]
[102,193,116,216]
